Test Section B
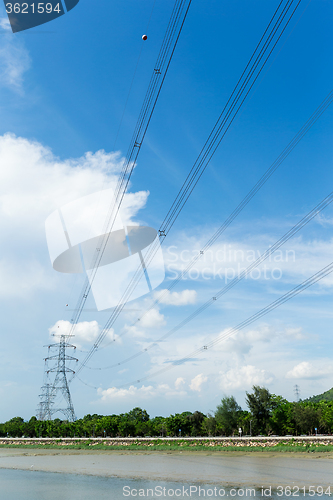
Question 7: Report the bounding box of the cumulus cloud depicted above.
[217,324,306,355]
[154,289,197,306]
[0,258,54,298]
[0,134,147,231]
[189,373,208,392]
[175,377,185,390]
[286,361,333,380]
[123,325,148,339]
[97,382,187,401]
[219,365,274,390]
[123,307,166,339]
[164,232,333,288]
[98,385,155,400]
[48,320,116,346]
[0,20,31,92]
[139,308,165,328]
[0,133,149,297]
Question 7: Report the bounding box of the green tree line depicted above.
[1,386,332,438]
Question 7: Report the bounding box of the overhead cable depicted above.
[72,0,307,378]
[85,190,333,371]
[67,0,192,337]
[89,90,333,360]
[116,260,333,387]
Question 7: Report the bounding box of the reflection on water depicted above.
[0,469,330,499]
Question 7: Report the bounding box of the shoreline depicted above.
[0,436,333,453]
[0,448,332,488]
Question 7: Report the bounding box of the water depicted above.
[0,469,330,499]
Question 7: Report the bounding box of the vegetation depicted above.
[1,386,333,439]
[304,387,333,404]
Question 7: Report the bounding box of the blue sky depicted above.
[0,0,332,421]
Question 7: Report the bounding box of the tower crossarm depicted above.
[45,355,78,362]
[47,367,76,374]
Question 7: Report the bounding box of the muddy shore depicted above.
[0,448,332,488]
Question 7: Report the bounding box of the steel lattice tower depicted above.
[37,383,53,421]
[294,384,300,402]
[38,335,78,422]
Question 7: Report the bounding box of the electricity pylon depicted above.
[37,383,53,421]
[37,335,78,422]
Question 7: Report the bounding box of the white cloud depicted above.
[219,365,274,390]
[123,324,148,339]
[189,373,208,392]
[0,258,54,298]
[163,232,333,288]
[175,377,185,390]
[0,20,31,92]
[217,324,305,355]
[0,17,10,30]
[97,382,187,401]
[285,327,305,340]
[0,133,149,298]
[0,134,147,230]
[98,385,155,400]
[286,361,333,380]
[155,289,197,306]
[124,307,165,340]
[316,214,333,227]
[48,320,115,346]
[139,308,165,328]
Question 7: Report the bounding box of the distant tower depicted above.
[38,335,78,422]
[294,384,300,402]
[37,382,53,421]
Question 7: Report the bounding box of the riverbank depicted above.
[0,436,333,452]
[0,448,332,488]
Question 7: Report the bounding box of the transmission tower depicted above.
[37,383,53,421]
[38,335,78,422]
[294,384,300,402]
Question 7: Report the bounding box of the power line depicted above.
[116,260,333,388]
[66,0,192,337]
[111,0,158,152]
[71,0,308,378]
[85,89,333,360]
[41,1,193,414]
[160,0,302,235]
[84,190,333,371]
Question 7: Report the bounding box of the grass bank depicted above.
[1,439,333,453]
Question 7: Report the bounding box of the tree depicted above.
[127,407,150,423]
[147,416,167,437]
[215,396,241,436]
[165,412,192,436]
[4,417,24,437]
[319,401,333,433]
[293,403,319,435]
[188,411,206,436]
[245,386,276,435]
[24,416,38,437]
[270,398,296,435]
[118,418,136,437]
[201,414,217,436]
